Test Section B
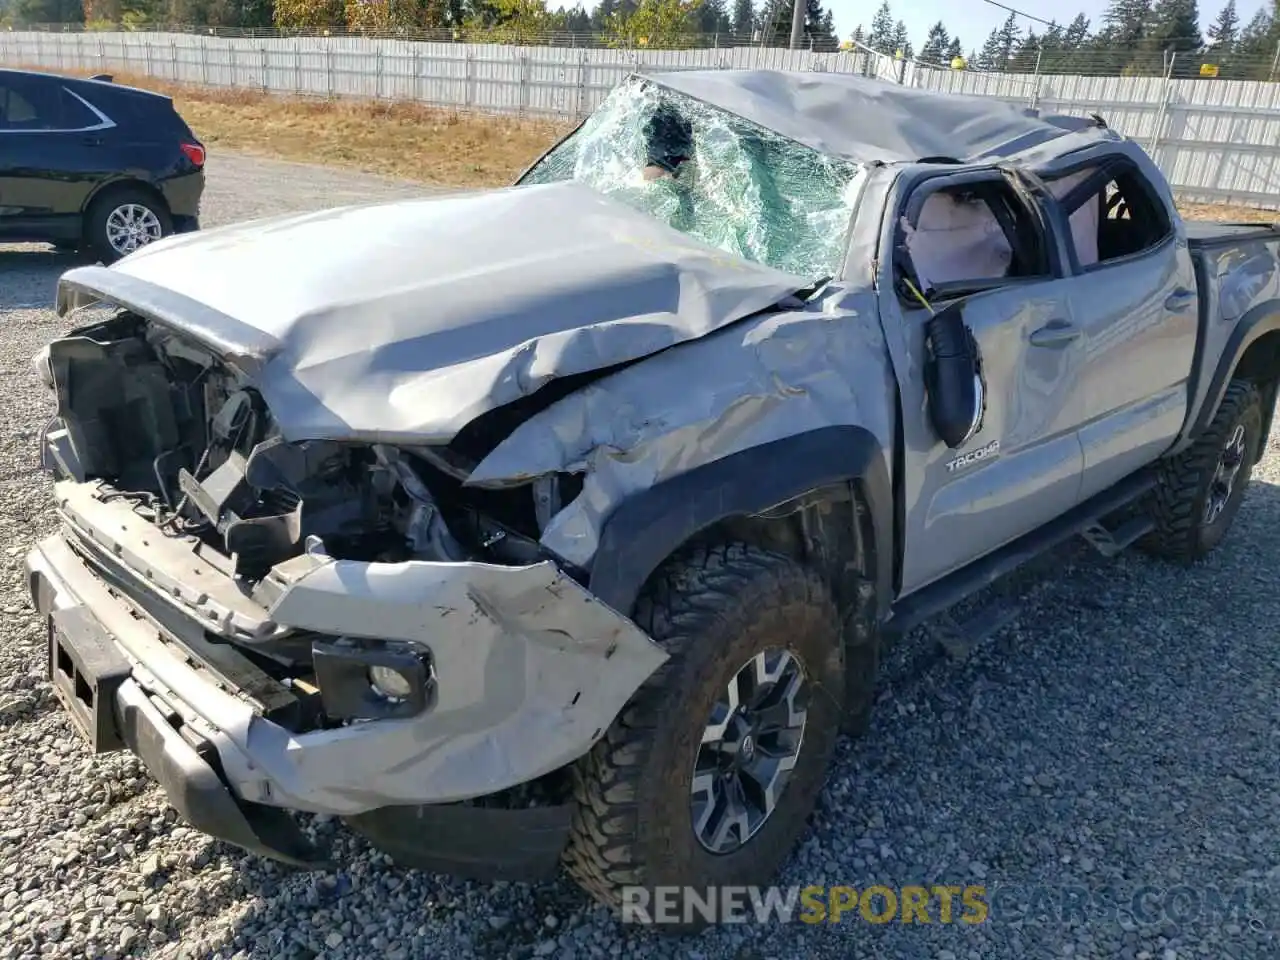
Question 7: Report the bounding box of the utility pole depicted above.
[789,0,805,50]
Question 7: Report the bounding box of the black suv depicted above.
[0,68,205,263]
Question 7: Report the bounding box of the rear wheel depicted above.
[85,186,171,263]
[562,542,851,929]
[1142,378,1262,561]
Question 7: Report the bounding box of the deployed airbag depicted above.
[902,191,1013,290]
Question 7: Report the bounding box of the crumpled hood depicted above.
[56,180,809,444]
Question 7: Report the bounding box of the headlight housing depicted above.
[311,637,436,722]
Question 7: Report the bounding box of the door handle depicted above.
[81,135,102,147]
[1164,287,1195,312]
[1029,319,1080,348]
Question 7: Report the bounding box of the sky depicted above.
[828,0,1273,53]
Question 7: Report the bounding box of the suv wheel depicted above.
[1143,378,1262,561]
[562,542,852,928]
[86,186,172,263]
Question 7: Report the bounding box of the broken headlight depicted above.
[311,637,437,722]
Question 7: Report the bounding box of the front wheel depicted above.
[1142,378,1262,561]
[85,187,172,264]
[562,542,851,928]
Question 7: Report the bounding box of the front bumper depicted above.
[25,487,668,867]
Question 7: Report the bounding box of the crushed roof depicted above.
[645,68,1102,165]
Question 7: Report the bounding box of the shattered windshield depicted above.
[518,77,863,279]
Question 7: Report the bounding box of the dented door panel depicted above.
[887,284,1085,595]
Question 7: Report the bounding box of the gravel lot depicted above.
[2,153,1279,960]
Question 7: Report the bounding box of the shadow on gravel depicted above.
[185,478,1280,959]
[0,247,89,312]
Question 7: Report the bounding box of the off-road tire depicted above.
[562,542,849,929]
[85,185,172,264]
[1142,378,1262,562]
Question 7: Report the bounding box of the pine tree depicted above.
[996,10,1020,57]
[730,0,752,39]
[696,0,730,37]
[867,0,894,54]
[1144,0,1202,53]
[945,35,963,60]
[889,18,908,55]
[1010,28,1040,71]
[976,11,1019,69]
[1207,0,1239,50]
[1233,6,1274,76]
[759,0,837,48]
[920,19,950,63]
[1097,0,1153,49]
[1063,12,1090,48]
[590,0,615,30]
[976,27,1002,69]
[849,23,864,45]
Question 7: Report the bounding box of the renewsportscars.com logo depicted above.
[619,882,1276,928]
[621,885,989,926]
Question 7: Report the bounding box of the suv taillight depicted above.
[180,142,206,168]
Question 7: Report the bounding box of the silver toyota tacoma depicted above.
[24,69,1280,922]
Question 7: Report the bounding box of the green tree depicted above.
[1046,12,1091,71]
[1206,0,1239,50]
[1233,5,1276,77]
[1144,0,1202,52]
[562,2,589,31]
[945,35,962,60]
[729,0,752,38]
[607,0,702,47]
[274,0,342,28]
[1063,12,1090,47]
[13,0,82,22]
[590,0,614,29]
[919,20,950,63]
[976,11,1018,69]
[889,18,908,56]
[759,0,836,49]
[866,0,894,53]
[976,26,1001,69]
[1009,27,1040,71]
[695,0,729,37]
[1096,0,1153,47]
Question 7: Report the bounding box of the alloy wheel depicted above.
[105,203,163,256]
[1203,422,1248,526]
[689,648,808,855]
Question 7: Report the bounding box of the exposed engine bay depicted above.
[40,311,581,584]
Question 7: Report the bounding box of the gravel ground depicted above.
[2,153,1279,960]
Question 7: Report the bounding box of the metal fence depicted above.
[2,29,1278,209]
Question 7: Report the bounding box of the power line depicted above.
[979,0,1060,29]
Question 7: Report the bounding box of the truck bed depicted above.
[1185,220,1280,248]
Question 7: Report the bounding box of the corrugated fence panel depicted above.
[2,30,1277,208]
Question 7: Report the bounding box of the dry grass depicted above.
[20,66,1280,219]
[1177,201,1276,224]
[45,67,570,189]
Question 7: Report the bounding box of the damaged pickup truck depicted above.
[24,68,1280,919]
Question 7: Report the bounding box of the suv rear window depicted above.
[0,79,102,131]
[0,84,41,129]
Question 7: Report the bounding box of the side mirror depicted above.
[923,302,986,449]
